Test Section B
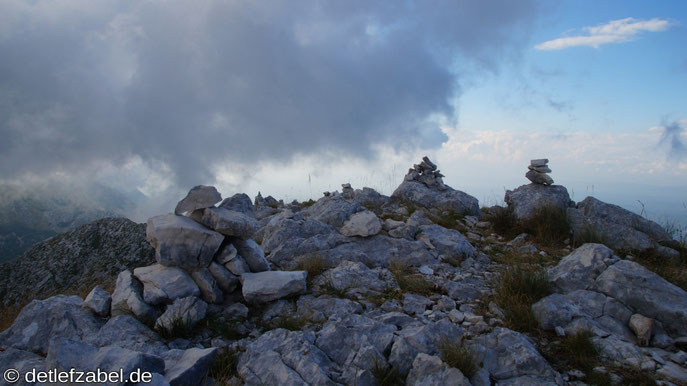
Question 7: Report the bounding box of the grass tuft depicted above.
[209,347,241,385]
[522,205,570,247]
[389,259,435,296]
[572,224,607,248]
[438,336,478,378]
[371,359,404,386]
[492,265,550,333]
[296,254,331,287]
[298,199,316,209]
[484,206,520,239]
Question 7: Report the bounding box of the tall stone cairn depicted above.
[525,159,553,185]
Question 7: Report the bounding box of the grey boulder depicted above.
[84,285,112,317]
[208,262,240,293]
[133,264,200,305]
[155,296,208,333]
[504,184,571,221]
[174,185,222,215]
[391,180,481,217]
[146,214,224,269]
[339,210,382,237]
[218,193,255,217]
[163,347,218,386]
[189,207,258,239]
[191,268,224,304]
[548,243,613,293]
[233,238,270,272]
[0,295,104,355]
[87,315,169,356]
[241,271,307,303]
[111,270,158,323]
[406,353,470,386]
[417,224,476,260]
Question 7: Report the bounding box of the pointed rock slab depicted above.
[189,207,259,239]
[241,271,307,303]
[0,295,104,355]
[525,170,553,185]
[155,296,208,332]
[163,347,218,386]
[233,238,270,272]
[174,185,222,215]
[340,210,383,237]
[86,315,169,356]
[593,259,687,337]
[407,353,470,386]
[146,214,224,269]
[111,270,158,323]
[191,268,224,304]
[548,243,613,293]
[133,264,200,305]
[84,285,112,316]
[218,193,255,217]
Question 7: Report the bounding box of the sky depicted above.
[1,0,686,227]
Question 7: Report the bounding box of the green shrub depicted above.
[438,337,478,378]
[523,205,570,246]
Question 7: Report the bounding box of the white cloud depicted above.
[535,17,671,50]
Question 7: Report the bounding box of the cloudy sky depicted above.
[1,0,686,225]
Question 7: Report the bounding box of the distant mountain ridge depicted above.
[0,182,144,262]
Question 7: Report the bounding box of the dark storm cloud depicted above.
[0,0,539,186]
[659,120,687,160]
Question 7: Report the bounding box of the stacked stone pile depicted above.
[108,185,307,331]
[404,156,447,190]
[526,158,553,185]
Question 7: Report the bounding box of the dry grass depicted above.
[371,359,404,386]
[492,265,550,333]
[522,205,570,247]
[483,206,520,239]
[296,254,331,287]
[209,347,241,386]
[438,336,478,378]
[389,259,435,296]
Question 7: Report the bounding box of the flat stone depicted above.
[174,185,222,215]
[528,165,552,173]
[111,270,158,323]
[530,159,549,167]
[407,353,470,386]
[163,347,218,386]
[548,243,612,293]
[214,243,237,264]
[225,254,251,276]
[191,268,223,304]
[241,271,307,303]
[189,207,258,239]
[525,170,554,185]
[146,214,224,268]
[133,264,200,305]
[155,296,207,332]
[233,238,270,272]
[208,262,239,293]
[86,315,168,356]
[339,210,383,237]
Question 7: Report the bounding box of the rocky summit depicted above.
[1,157,686,386]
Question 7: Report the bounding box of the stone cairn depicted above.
[404,156,446,191]
[525,158,553,185]
[106,185,306,332]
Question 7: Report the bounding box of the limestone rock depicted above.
[111,270,158,323]
[392,179,480,217]
[189,207,258,239]
[218,193,255,217]
[594,259,687,336]
[214,242,237,264]
[86,315,168,356]
[0,295,104,355]
[629,313,654,347]
[548,243,613,293]
[155,296,208,332]
[407,353,470,386]
[316,314,396,367]
[208,261,240,293]
[146,214,224,268]
[417,224,476,260]
[504,184,571,221]
[191,268,223,304]
[84,285,111,317]
[241,271,307,303]
[339,210,382,237]
[233,238,270,272]
[133,264,200,305]
[525,169,554,185]
[163,347,218,386]
[174,185,222,215]
[225,254,251,276]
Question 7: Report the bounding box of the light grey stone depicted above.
[417,224,476,260]
[241,271,307,303]
[238,329,337,385]
[155,296,207,332]
[316,314,396,367]
[525,170,554,185]
[224,254,251,276]
[548,243,612,293]
[389,319,463,377]
[174,185,221,215]
[407,353,470,386]
[218,193,255,217]
[189,207,258,239]
[528,165,552,173]
[530,159,549,167]
[296,295,363,323]
[111,270,158,323]
[313,260,390,297]
[191,268,223,304]
[478,327,559,383]
[208,262,239,293]
[657,361,687,384]
[233,238,270,272]
[0,348,46,386]
[629,313,654,347]
[594,259,687,336]
[84,285,112,316]
[163,347,218,386]
[134,264,200,305]
[532,294,582,331]
[302,194,364,228]
[339,210,382,237]
[504,184,570,221]
[403,293,433,316]
[0,295,103,355]
[87,315,168,356]
[391,179,481,217]
[146,214,224,268]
